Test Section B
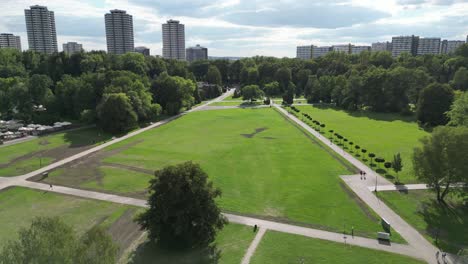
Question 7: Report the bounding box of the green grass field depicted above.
[209,101,263,106]
[0,127,112,177]
[48,108,402,239]
[128,224,255,264]
[295,106,429,183]
[379,190,468,254]
[0,187,140,249]
[251,231,424,264]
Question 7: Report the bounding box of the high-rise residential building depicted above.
[186,44,208,62]
[296,45,313,59]
[0,33,21,50]
[351,46,371,54]
[162,19,185,60]
[332,44,351,54]
[313,46,331,58]
[417,38,440,55]
[24,5,58,54]
[62,42,82,54]
[134,46,150,56]
[371,42,392,52]
[105,9,134,55]
[391,35,419,57]
[441,40,465,54]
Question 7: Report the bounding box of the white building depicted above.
[62,42,82,54]
[351,46,371,54]
[186,44,208,62]
[391,35,419,57]
[105,9,134,55]
[332,44,351,54]
[24,5,58,54]
[0,33,21,50]
[296,45,313,59]
[371,42,392,52]
[417,38,440,55]
[162,19,185,60]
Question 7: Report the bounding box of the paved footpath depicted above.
[274,105,442,264]
[241,228,266,264]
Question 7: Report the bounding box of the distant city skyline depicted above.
[0,0,467,57]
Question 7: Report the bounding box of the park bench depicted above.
[377,232,390,241]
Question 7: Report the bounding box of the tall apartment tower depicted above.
[162,20,185,60]
[296,45,313,59]
[24,5,58,54]
[391,35,419,57]
[186,44,208,62]
[0,33,22,50]
[62,42,83,54]
[105,9,134,55]
[417,38,441,55]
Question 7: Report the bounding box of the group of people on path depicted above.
[359,170,367,180]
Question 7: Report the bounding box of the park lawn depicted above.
[96,108,398,239]
[209,101,263,106]
[0,187,141,249]
[81,166,153,195]
[251,231,424,264]
[128,224,255,264]
[295,106,429,183]
[379,190,468,254]
[0,127,112,177]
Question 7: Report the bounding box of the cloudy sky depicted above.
[1,0,467,57]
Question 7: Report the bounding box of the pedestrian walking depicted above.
[360,171,363,180]
[351,226,354,238]
[49,184,53,189]
[363,172,367,180]
[253,224,258,233]
[442,252,446,262]
[436,251,440,259]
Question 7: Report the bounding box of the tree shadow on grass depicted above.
[418,199,468,254]
[62,128,114,148]
[128,241,220,264]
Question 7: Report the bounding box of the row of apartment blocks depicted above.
[297,35,468,59]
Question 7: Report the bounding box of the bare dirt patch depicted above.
[107,208,145,258]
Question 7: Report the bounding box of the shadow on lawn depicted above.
[61,128,113,148]
[128,241,220,264]
[418,199,468,254]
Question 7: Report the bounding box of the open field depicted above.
[379,190,468,254]
[295,106,429,183]
[209,101,263,106]
[0,187,143,255]
[250,231,424,264]
[44,108,403,240]
[0,127,112,177]
[127,224,255,264]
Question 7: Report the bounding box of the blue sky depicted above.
[1,0,467,57]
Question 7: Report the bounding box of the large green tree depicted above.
[151,72,196,115]
[416,83,454,126]
[412,126,468,202]
[450,67,468,91]
[97,93,138,133]
[137,162,227,249]
[206,65,222,86]
[241,84,264,102]
[447,91,468,127]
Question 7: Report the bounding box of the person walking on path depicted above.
[351,227,354,238]
[49,184,53,189]
[253,224,258,233]
[360,171,363,180]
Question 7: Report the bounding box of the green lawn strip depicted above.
[127,223,255,264]
[210,101,263,106]
[378,190,468,254]
[0,186,137,249]
[81,166,152,195]
[0,127,112,177]
[294,105,428,184]
[250,231,424,264]
[99,108,396,238]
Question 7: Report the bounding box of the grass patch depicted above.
[0,127,112,177]
[209,101,263,106]
[0,187,139,249]
[379,190,468,254]
[79,108,399,238]
[128,223,255,264]
[251,231,424,264]
[295,106,429,183]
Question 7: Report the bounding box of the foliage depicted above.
[137,162,227,250]
[392,153,403,182]
[416,83,454,126]
[0,217,117,264]
[447,91,468,127]
[97,93,138,133]
[241,85,264,102]
[412,126,468,202]
[152,72,196,115]
[206,65,222,86]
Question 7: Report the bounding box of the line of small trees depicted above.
[287,106,404,183]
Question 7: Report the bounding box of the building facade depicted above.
[313,46,331,58]
[0,33,21,50]
[105,9,134,55]
[417,38,440,55]
[391,35,419,57]
[24,5,58,54]
[296,45,313,59]
[332,44,351,54]
[162,20,185,60]
[351,46,371,54]
[440,40,465,54]
[186,44,208,62]
[371,42,392,52]
[62,42,82,54]
[134,46,150,56]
